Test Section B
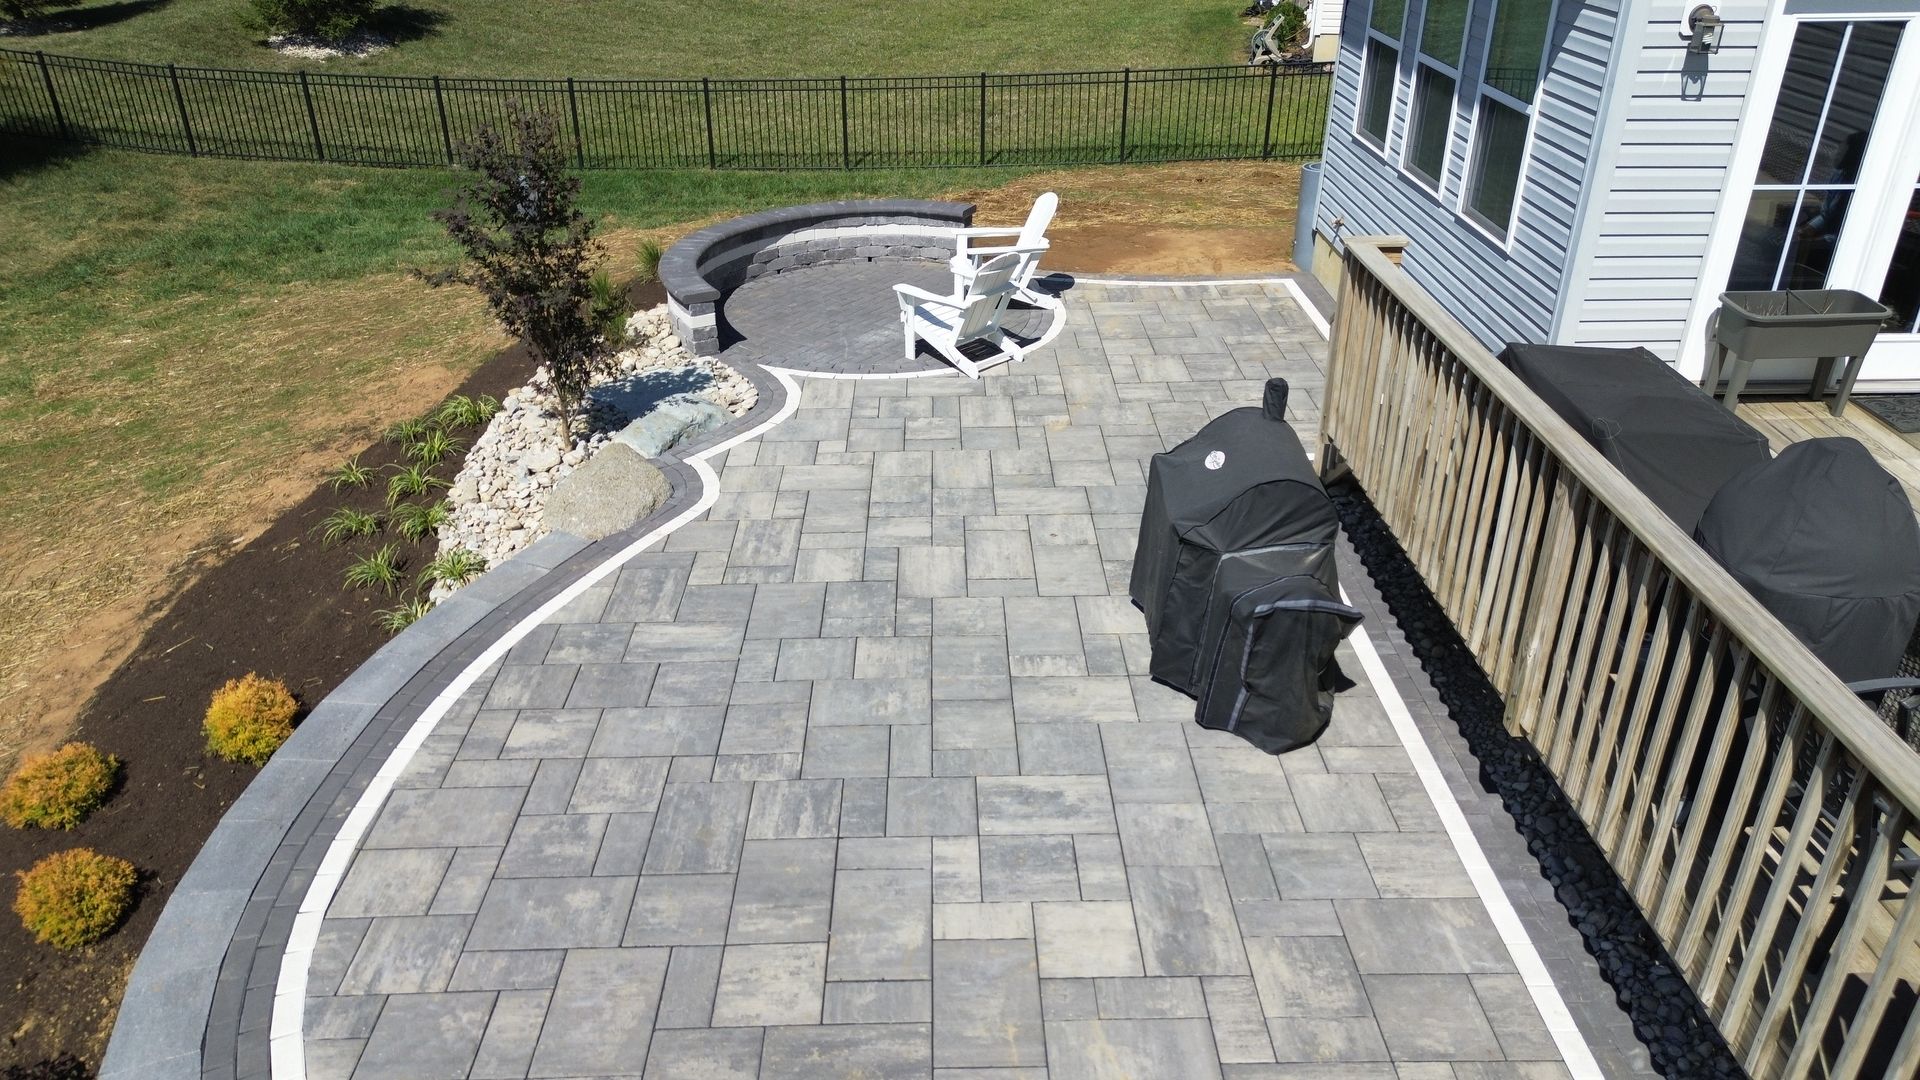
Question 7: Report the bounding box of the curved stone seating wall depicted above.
[662,199,975,355]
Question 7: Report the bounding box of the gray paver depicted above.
[285,281,1613,1080]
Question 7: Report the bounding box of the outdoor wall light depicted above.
[1687,4,1724,54]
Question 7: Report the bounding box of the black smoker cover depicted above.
[1498,343,1772,533]
[1695,438,1920,684]
[1130,379,1361,753]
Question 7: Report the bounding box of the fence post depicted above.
[1117,68,1130,164]
[1261,63,1278,160]
[33,52,70,140]
[702,77,717,169]
[167,63,196,157]
[567,77,585,169]
[839,75,850,170]
[433,76,453,163]
[977,72,987,166]
[299,70,324,161]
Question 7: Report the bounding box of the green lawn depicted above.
[13,0,1250,77]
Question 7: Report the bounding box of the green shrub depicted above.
[1266,2,1308,44]
[376,593,434,634]
[3,1,81,23]
[318,507,381,546]
[386,462,448,505]
[384,416,431,444]
[14,849,138,950]
[247,0,377,40]
[391,499,450,542]
[435,394,500,429]
[421,547,488,589]
[636,238,665,284]
[590,269,629,347]
[406,428,462,467]
[345,543,406,592]
[203,674,298,765]
[328,456,375,492]
[0,743,120,831]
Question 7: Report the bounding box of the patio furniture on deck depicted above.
[1130,378,1362,755]
[1497,343,1773,534]
[949,192,1057,307]
[894,252,1029,378]
[1702,289,1892,415]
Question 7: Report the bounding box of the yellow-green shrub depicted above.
[0,742,120,830]
[13,848,138,950]
[203,674,298,765]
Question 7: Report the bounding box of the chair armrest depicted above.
[1849,677,1920,697]
[955,226,1025,238]
[894,283,961,311]
[957,240,1048,258]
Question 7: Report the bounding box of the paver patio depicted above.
[294,278,1633,1078]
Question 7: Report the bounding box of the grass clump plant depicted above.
[386,462,449,505]
[328,456,376,492]
[203,674,299,765]
[391,499,450,541]
[421,547,488,589]
[590,269,629,347]
[0,743,120,831]
[436,394,501,429]
[318,507,381,546]
[406,427,462,467]
[376,593,434,633]
[344,543,405,592]
[384,417,432,444]
[636,238,665,284]
[13,849,138,950]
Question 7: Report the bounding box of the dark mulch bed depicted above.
[0,281,662,1075]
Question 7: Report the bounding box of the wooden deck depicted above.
[1736,398,1920,521]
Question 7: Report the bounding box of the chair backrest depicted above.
[956,252,1022,341]
[1019,192,1059,250]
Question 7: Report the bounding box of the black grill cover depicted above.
[1498,343,1771,533]
[1191,546,1363,753]
[1130,379,1360,754]
[1695,438,1920,683]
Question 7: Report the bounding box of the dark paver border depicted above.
[100,361,792,1080]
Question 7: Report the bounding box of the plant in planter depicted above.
[427,104,609,452]
[13,849,137,949]
[1,743,120,831]
[204,674,299,764]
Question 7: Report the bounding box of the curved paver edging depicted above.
[99,360,793,1080]
[663,199,975,356]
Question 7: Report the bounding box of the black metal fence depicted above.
[0,48,1333,170]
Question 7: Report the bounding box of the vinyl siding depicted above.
[1559,0,1770,363]
[1316,0,1620,352]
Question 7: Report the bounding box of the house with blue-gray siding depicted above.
[1309,0,1920,390]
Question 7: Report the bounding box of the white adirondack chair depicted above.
[949,191,1058,306]
[895,252,1028,379]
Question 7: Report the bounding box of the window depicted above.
[1727,21,1904,291]
[1356,0,1409,150]
[1462,0,1555,239]
[1404,0,1467,188]
[1882,187,1920,333]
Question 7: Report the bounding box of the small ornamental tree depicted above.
[430,104,607,451]
[2,0,81,22]
[247,0,378,41]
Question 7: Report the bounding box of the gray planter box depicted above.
[1704,288,1892,415]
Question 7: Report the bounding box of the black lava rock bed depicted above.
[1331,482,1745,1080]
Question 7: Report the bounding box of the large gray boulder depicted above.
[615,397,730,458]
[543,443,672,541]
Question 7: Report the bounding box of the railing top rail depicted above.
[1340,236,1920,810]
[0,46,1331,88]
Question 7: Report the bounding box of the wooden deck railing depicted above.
[1322,237,1920,1078]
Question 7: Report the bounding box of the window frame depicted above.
[1456,0,1561,246]
[1353,0,1410,159]
[1399,0,1470,194]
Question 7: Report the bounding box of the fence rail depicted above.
[0,48,1332,169]
[1323,237,1920,1078]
